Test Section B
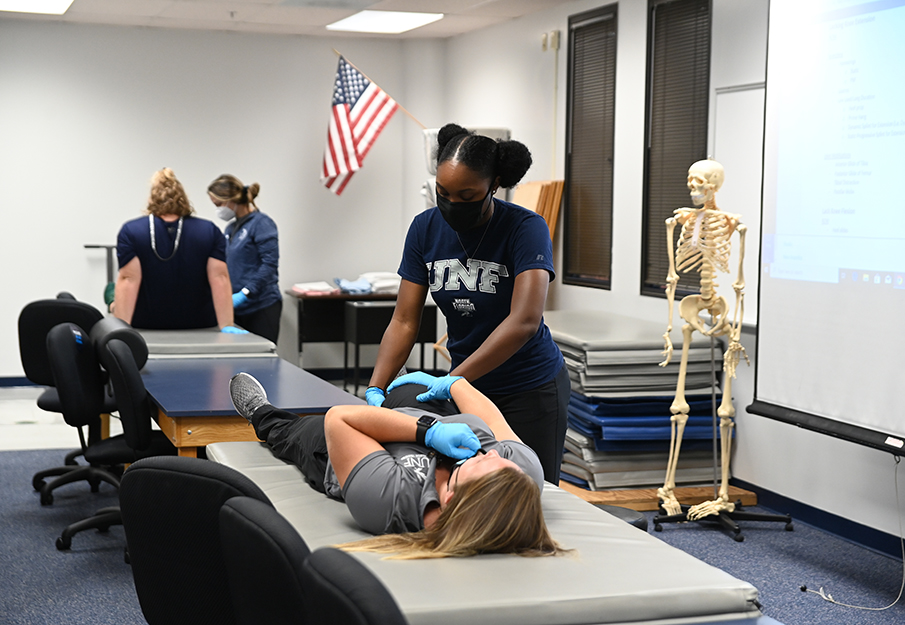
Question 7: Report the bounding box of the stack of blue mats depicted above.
[543,310,735,490]
[568,392,726,446]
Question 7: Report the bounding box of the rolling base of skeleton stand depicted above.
[653,501,793,542]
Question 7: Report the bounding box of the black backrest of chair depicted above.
[219,497,312,625]
[301,548,409,625]
[98,338,152,451]
[119,456,273,625]
[46,323,105,429]
[19,298,104,385]
[90,316,149,370]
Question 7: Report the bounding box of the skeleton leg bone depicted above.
[658,322,694,516]
[687,355,738,520]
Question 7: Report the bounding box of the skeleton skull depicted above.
[686,160,725,206]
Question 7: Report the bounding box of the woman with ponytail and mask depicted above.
[207,174,282,344]
[367,124,569,484]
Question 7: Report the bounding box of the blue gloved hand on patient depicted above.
[221,325,249,334]
[424,422,480,460]
[366,386,386,407]
[387,372,464,402]
[232,291,248,307]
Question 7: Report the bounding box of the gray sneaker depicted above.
[229,373,270,422]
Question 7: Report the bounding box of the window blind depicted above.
[641,0,711,296]
[563,5,617,288]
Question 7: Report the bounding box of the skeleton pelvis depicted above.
[678,294,729,336]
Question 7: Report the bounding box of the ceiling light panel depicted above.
[327,10,443,34]
[0,0,74,14]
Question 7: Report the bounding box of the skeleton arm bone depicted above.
[724,222,750,379]
[661,216,680,366]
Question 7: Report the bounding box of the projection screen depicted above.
[749,0,905,455]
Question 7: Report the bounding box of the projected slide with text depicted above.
[763,0,905,286]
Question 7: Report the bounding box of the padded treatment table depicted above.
[137,328,276,358]
[207,441,764,625]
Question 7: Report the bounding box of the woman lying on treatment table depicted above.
[228,371,568,559]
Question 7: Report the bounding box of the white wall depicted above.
[0,19,444,370]
[2,0,902,537]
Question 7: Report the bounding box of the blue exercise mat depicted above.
[568,403,714,428]
[569,393,721,417]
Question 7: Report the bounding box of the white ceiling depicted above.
[0,0,577,38]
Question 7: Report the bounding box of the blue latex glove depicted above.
[424,422,480,460]
[387,372,463,403]
[221,325,249,334]
[365,386,386,407]
[232,291,248,307]
[387,371,437,392]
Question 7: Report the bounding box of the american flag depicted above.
[321,56,399,195]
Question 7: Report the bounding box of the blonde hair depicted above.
[207,174,260,209]
[147,168,193,217]
[338,467,569,560]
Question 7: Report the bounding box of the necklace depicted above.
[149,214,184,262]
[456,204,493,262]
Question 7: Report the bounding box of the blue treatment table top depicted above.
[142,356,363,418]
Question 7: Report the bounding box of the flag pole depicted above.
[333,49,426,129]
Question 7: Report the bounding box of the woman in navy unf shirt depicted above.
[114,168,244,334]
[207,174,282,344]
[367,124,569,484]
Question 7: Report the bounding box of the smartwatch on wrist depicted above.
[415,415,438,446]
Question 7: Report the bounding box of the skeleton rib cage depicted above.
[675,209,734,276]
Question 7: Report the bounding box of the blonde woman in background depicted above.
[208,174,282,344]
[114,168,245,333]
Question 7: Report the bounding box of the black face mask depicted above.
[436,185,493,232]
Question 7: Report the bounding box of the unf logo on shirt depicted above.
[400,453,430,482]
[237,228,249,242]
[426,259,510,294]
[453,299,475,316]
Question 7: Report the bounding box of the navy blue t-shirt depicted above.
[116,214,227,329]
[398,199,563,395]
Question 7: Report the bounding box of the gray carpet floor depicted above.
[642,507,905,625]
[0,449,143,625]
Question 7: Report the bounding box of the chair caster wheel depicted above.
[33,477,46,491]
[654,523,662,532]
[785,522,794,531]
[41,492,54,506]
[733,533,744,542]
[56,536,71,551]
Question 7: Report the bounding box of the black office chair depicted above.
[301,548,409,625]
[19,296,111,504]
[50,320,176,550]
[120,456,273,625]
[219,496,311,625]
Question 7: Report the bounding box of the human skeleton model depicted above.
[657,160,749,520]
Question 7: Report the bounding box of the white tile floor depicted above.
[0,386,124,452]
